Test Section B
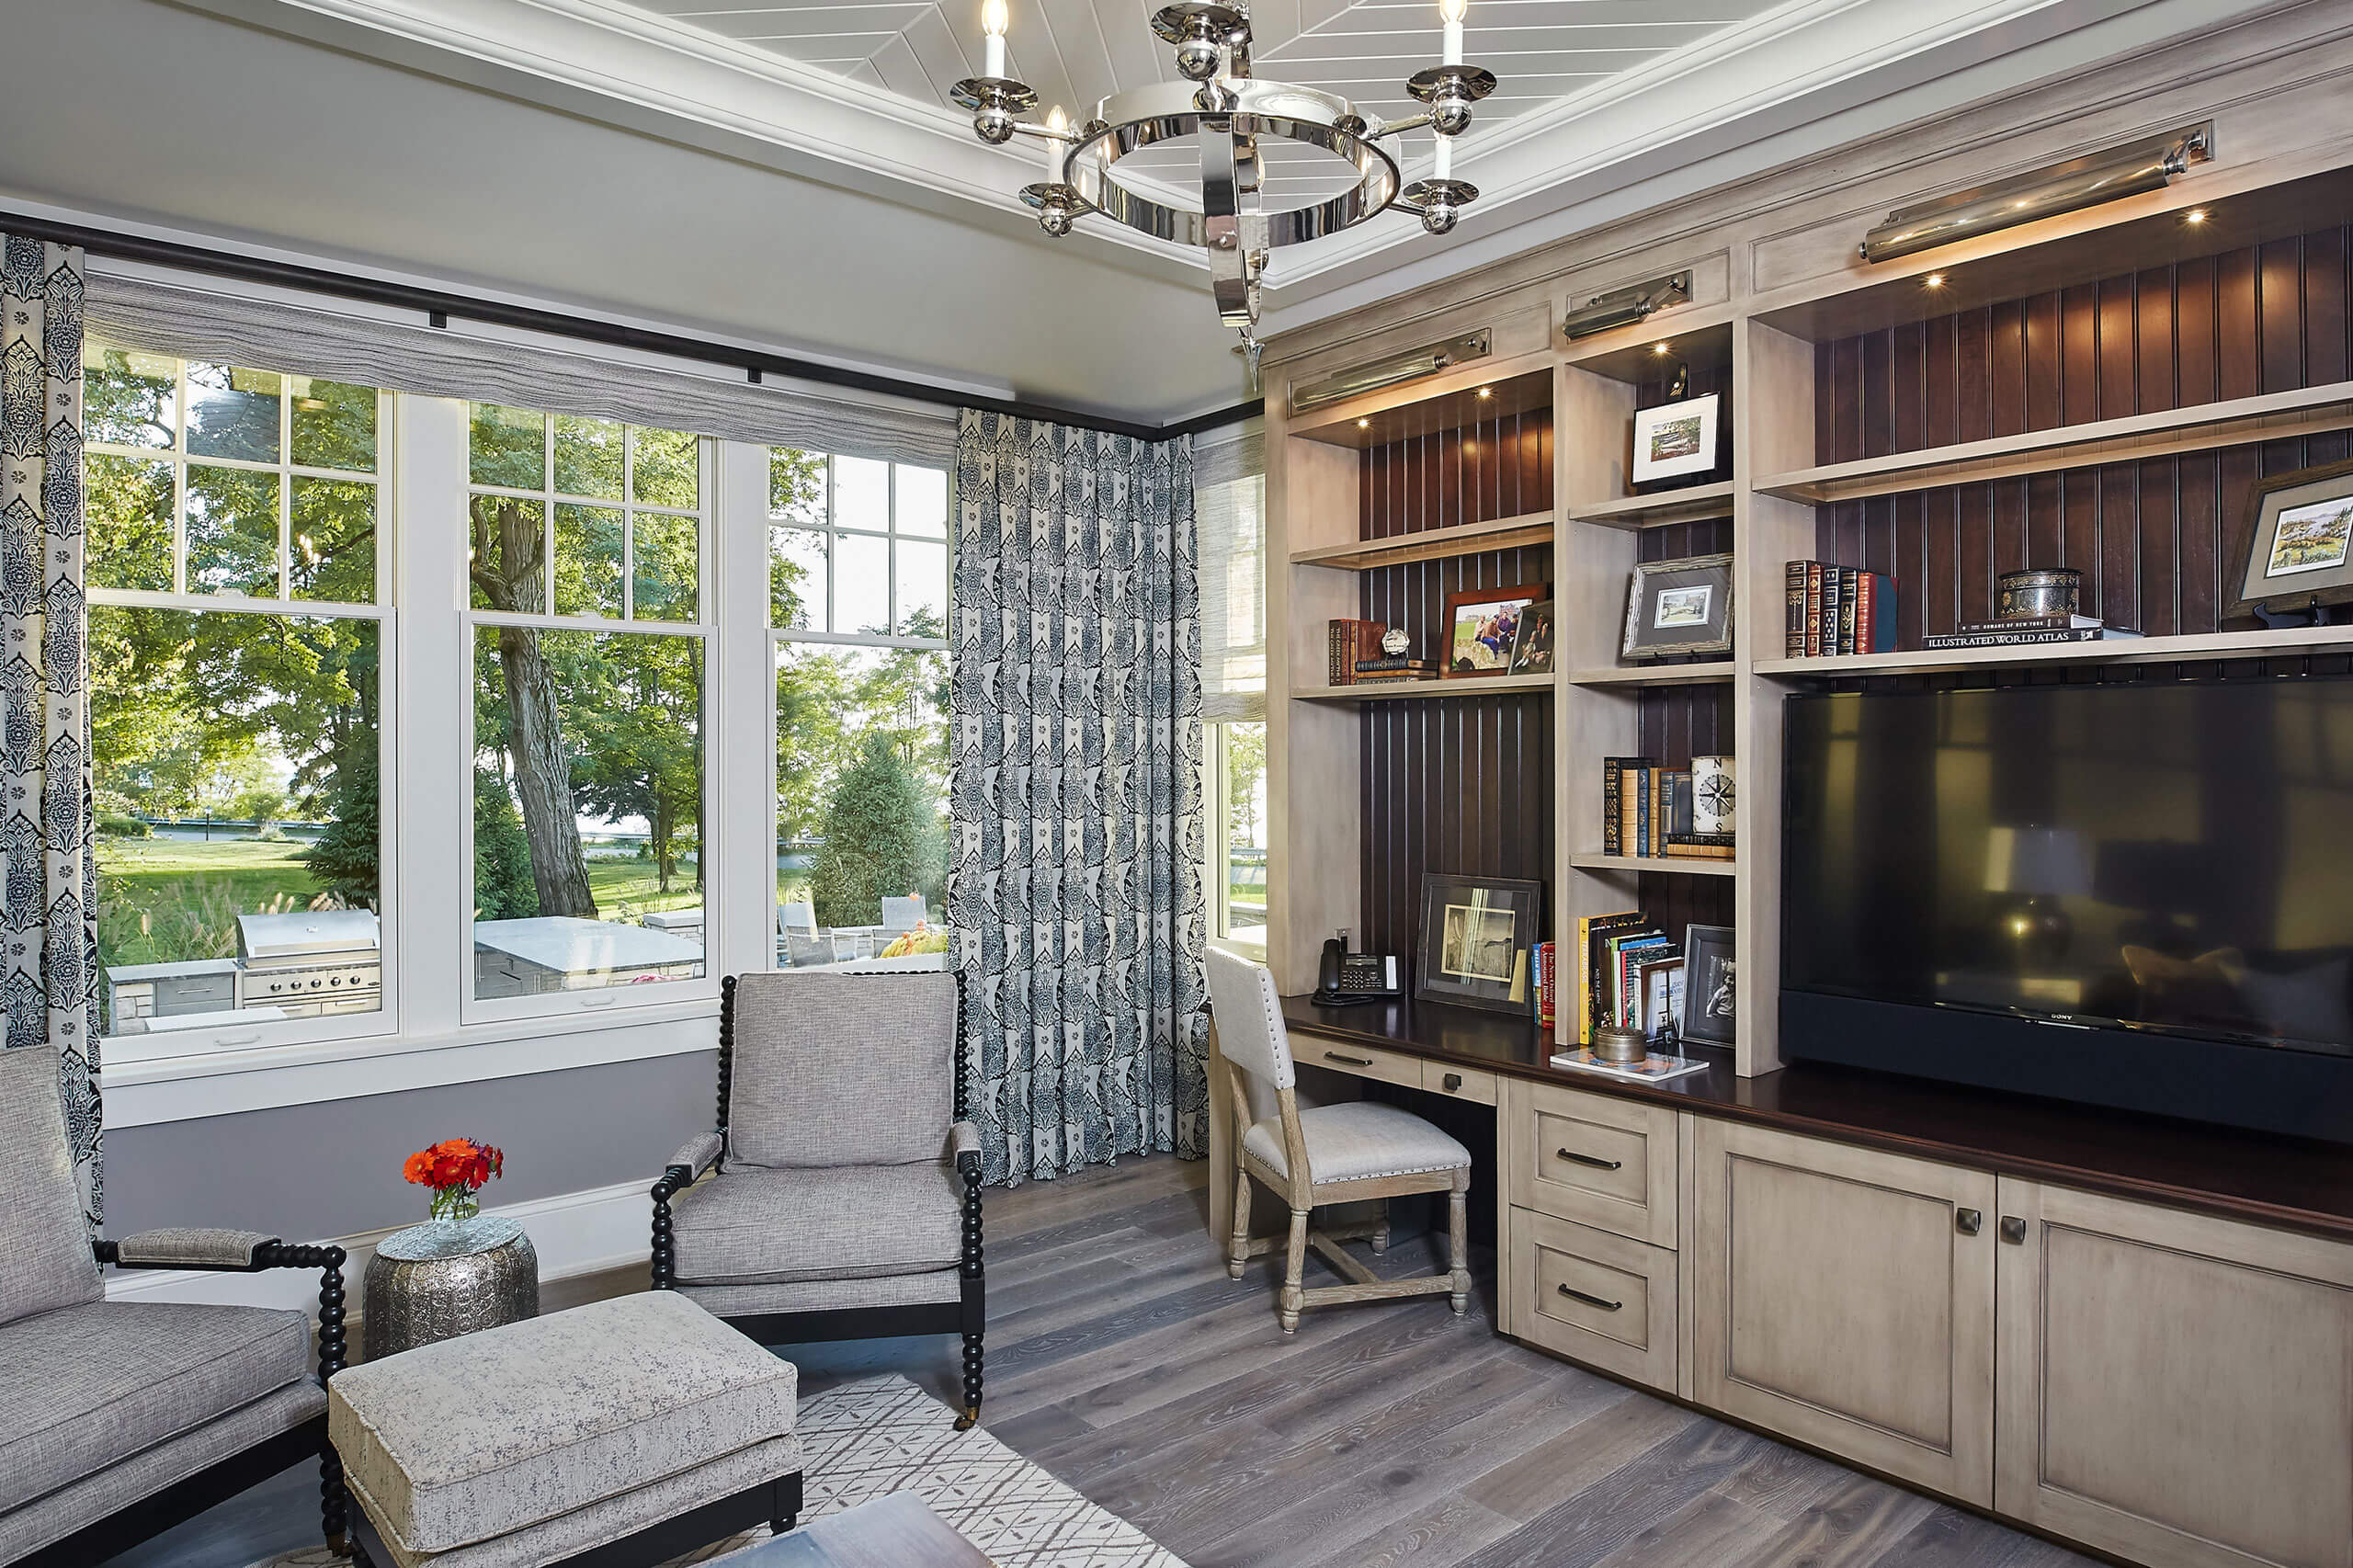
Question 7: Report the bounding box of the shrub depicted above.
[97,812,151,838]
[810,734,946,929]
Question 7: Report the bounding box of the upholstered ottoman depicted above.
[328,1292,802,1568]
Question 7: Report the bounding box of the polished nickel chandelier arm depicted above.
[949,0,1498,353]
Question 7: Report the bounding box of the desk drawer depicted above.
[1294,1035,1423,1090]
[1423,1061,1499,1105]
[1509,1207,1677,1392]
[1504,1080,1678,1247]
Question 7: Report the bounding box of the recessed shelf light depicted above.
[1476,386,1493,398]
[1652,342,1672,357]
[2186,208,2210,224]
[1356,417,1370,429]
[1924,272,1947,289]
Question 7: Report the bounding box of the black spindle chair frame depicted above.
[17,1242,349,1568]
[652,971,984,1429]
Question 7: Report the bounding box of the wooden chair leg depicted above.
[1371,1198,1391,1255]
[1229,1164,1254,1280]
[1447,1179,1471,1316]
[1279,1208,1310,1334]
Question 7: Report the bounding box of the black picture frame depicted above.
[1509,598,1556,675]
[1415,872,1545,1013]
[2225,457,2353,619]
[1681,923,1736,1045]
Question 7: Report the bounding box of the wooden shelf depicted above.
[1290,673,1556,703]
[1290,510,1554,570]
[1569,852,1738,878]
[1568,482,1736,530]
[1755,622,2353,678]
[1756,381,2353,506]
[1569,662,1736,687]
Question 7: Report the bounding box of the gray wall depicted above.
[104,1051,715,1241]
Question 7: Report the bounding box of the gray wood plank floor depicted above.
[116,1153,2098,1568]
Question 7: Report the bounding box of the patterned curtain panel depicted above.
[950,410,1206,1185]
[2,236,98,1226]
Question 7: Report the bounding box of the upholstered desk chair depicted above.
[0,1046,349,1568]
[650,970,985,1427]
[1205,948,1473,1334]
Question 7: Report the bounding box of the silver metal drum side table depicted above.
[361,1215,540,1361]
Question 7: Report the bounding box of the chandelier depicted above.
[950,0,1496,360]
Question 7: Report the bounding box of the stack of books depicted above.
[1324,619,1388,686]
[1531,939,1556,1028]
[1784,562,1897,656]
[1354,654,1438,685]
[1569,910,1683,1045]
[1923,614,2143,651]
[1601,757,1733,859]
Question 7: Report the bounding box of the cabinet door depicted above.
[1688,1118,1996,1504]
[1995,1179,2353,1568]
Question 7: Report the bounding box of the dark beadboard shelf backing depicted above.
[1812,222,2353,646]
[1358,405,1554,958]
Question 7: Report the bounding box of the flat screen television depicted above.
[1781,676,2353,1142]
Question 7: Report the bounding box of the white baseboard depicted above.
[103,1178,654,1315]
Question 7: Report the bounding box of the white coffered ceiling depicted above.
[628,0,1779,133]
[0,0,2279,421]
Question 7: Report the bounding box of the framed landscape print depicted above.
[1631,392,1722,484]
[1415,872,1545,1012]
[1621,553,1734,660]
[1443,582,1549,677]
[2228,458,2353,619]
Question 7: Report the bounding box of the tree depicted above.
[810,733,946,928]
[571,630,702,895]
[468,488,597,917]
[1225,722,1267,846]
[305,746,381,906]
[472,769,540,920]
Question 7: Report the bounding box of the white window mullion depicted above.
[393,393,473,1040]
[710,438,775,980]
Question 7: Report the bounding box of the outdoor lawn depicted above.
[97,836,703,969]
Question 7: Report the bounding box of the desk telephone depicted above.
[1313,935,1403,1006]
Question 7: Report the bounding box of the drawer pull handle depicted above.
[1556,1148,1621,1170]
[1324,1051,1374,1067]
[1956,1208,1983,1236]
[1443,1073,1464,1091]
[1558,1284,1623,1312]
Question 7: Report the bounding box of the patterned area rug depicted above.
[252,1376,1184,1568]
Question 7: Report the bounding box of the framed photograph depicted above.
[1621,553,1734,660]
[1508,598,1556,676]
[1681,924,1737,1046]
[1415,872,1545,1013]
[1631,392,1722,484]
[1443,582,1549,677]
[2228,459,2353,619]
[1636,955,1685,1041]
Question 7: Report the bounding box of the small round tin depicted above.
[1593,1025,1649,1064]
[1996,568,2082,620]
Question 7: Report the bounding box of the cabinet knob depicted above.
[1956,1208,1983,1235]
[1443,1073,1463,1092]
[2000,1216,2028,1244]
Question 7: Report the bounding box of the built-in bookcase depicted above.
[1269,153,2353,1080]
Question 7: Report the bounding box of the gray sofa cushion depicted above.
[669,1163,962,1287]
[727,971,957,1167]
[0,1046,103,1328]
[0,1379,324,1562]
[328,1291,796,1555]
[679,1272,962,1320]
[0,1300,313,1513]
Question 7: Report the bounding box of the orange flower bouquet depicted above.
[402,1137,506,1223]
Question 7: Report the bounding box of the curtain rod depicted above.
[3,210,1262,444]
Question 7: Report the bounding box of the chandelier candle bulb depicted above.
[1434,133,1452,181]
[982,0,1007,79]
[1440,0,1466,67]
[1044,106,1065,178]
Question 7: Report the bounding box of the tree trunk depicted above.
[654,793,673,894]
[497,625,597,918]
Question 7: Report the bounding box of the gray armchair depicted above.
[650,971,985,1428]
[0,1046,347,1568]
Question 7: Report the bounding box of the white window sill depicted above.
[97,998,721,1128]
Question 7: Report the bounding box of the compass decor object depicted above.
[1692,756,1736,838]
[951,0,1498,357]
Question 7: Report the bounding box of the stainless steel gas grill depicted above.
[234,909,383,1017]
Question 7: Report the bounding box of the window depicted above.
[466,405,710,1005]
[770,449,951,970]
[84,344,389,1039]
[1208,722,1268,948]
[1196,424,1267,951]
